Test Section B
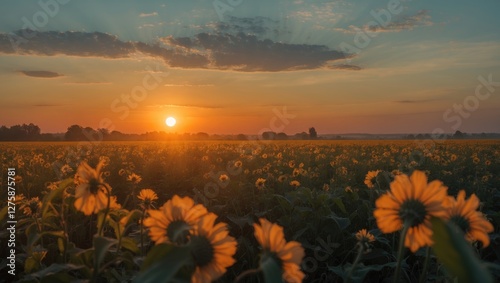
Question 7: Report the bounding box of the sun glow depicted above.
[166,117,176,127]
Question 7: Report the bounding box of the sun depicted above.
[165,117,176,127]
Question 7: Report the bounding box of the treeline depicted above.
[0,124,324,141]
[0,124,58,141]
[404,131,500,140]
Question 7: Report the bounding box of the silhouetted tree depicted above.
[65,125,85,141]
[453,130,465,139]
[236,134,247,140]
[262,131,276,140]
[309,127,318,139]
[275,132,288,140]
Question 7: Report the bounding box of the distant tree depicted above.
[309,127,318,139]
[236,134,247,140]
[275,132,288,140]
[65,125,85,141]
[453,130,465,139]
[262,131,276,140]
[294,132,309,140]
[196,132,210,140]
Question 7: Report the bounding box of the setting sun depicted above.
[165,117,176,127]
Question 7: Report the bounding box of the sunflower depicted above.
[373,170,448,252]
[255,178,266,190]
[290,180,301,188]
[444,190,494,247]
[74,160,111,216]
[20,197,41,216]
[143,195,208,245]
[190,213,237,283]
[137,188,158,208]
[355,229,375,243]
[364,170,381,189]
[253,218,305,283]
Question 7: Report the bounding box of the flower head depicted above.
[289,180,301,188]
[253,218,305,283]
[374,170,448,252]
[364,170,381,189]
[143,195,208,245]
[137,188,158,208]
[355,229,376,252]
[444,190,494,247]
[255,178,266,190]
[21,197,41,216]
[190,213,237,283]
[127,173,142,184]
[73,160,111,215]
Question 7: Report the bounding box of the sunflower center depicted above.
[399,199,427,227]
[449,215,470,233]
[167,220,191,244]
[88,178,100,195]
[190,236,214,267]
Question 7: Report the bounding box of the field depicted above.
[1,140,499,282]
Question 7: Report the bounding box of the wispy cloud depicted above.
[33,103,65,107]
[336,10,433,34]
[19,70,63,78]
[139,12,158,17]
[63,81,112,85]
[163,83,214,87]
[148,104,222,109]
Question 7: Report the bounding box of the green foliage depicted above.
[431,217,494,283]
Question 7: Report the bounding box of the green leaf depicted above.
[326,213,351,230]
[134,244,192,283]
[0,205,8,222]
[23,263,84,279]
[431,217,493,283]
[93,235,117,268]
[261,255,284,283]
[121,237,140,254]
[41,178,73,217]
[25,257,39,273]
[332,197,347,214]
[273,194,292,212]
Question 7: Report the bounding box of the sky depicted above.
[0,0,499,135]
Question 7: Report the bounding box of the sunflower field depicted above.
[1,140,499,282]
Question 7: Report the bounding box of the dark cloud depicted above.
[20,70,63,78]
[0,27,357,72]
[329,64,361,70]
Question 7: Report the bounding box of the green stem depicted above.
[419,247,431,283]
[97,183,111,237]
[140,207,146,256]
[347,244,365,283]
[233,268,262,283]
[394,223,410,283]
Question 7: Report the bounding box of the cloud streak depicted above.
[20,70,63,78]
[336,10,433,34]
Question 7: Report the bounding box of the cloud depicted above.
[393,99,435,104]
[33,103,64,107]
[163,83,214,87]
[337,10,433,34]
[0,26,358,72]
[149,104,222,109]
[139,12,158,17]
[20,70,63,78]
[329,64,362,70]
[63,81,112,85]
